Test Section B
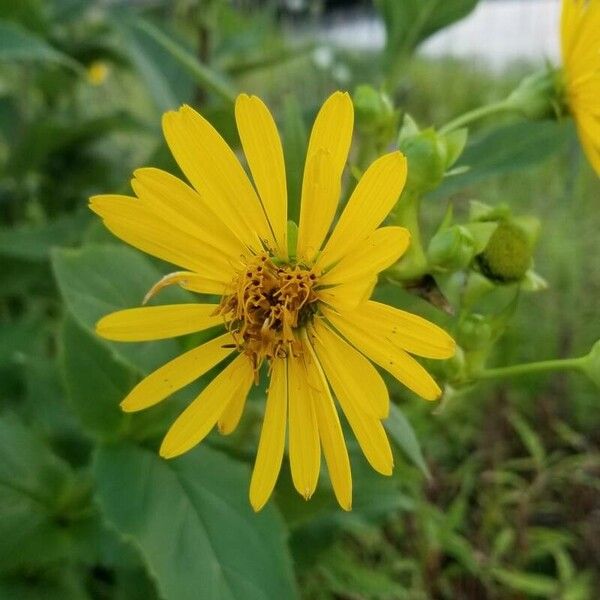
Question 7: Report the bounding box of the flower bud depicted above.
[505,68,561,120]
[477,222,533,283]
[457,314,493,351]
[399,128,447,195]
[428,225,476,270]
[353,85,395,132]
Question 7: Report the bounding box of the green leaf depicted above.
[0,20,81,72]
[374,0,479,59]
[0,413,74,571]
[282,95,307,224]
[507,411,546,469]
[94,442,298,600]
[60,314,183,443]
[433,120,574,196]
[491,567,558,597]
[385,404,430,477]
[51,244,189,375]
[60,314,135,438]
[0,212,89,262]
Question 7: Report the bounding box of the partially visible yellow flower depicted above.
[90,92,455,511]
[87,60,109,86]
[561,0,600,174]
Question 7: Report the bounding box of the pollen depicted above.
[218,253,320,371]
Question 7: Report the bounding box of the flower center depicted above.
[218,254,320,370]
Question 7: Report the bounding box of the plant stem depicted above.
[439,100,516,134]
[478,356,585,381]
[388,191,428,281]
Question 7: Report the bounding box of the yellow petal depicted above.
[235,94,287,257]
[287,352,321,499]
[249,359,287,512]
[318,152,408,268]
[96,304,222,341]
[303,333,352,510]
[143,272,228,304]
[323,307,442,401]
[317,277,376,311]
[320,226,410,285]
[309,319,389,419]
[349,301,456,359]
[131,168,246,260]
[218,377,252,435]
[297,91,353,260]
[121,333,235,412]
[89,195,238,280]
[162,105,274,252]
[160,354,254,459]
[296,150,340,261]
[309,323,393,475]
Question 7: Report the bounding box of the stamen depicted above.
[218,255,319,372]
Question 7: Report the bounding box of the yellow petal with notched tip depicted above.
[310,323,393,475]
[323,307,442,401]
[297,91,353,261]
[320,226,410,286]
[309,319,389,418]
[250,358,287,512]
[162,105,274,252]
[160,354,254,459]
[121,333,235,412]
[303,333,352,510]
[318,152,407,268]
[235,94,288,258]
[287,351,321,500]
[96,304,222,341]
[89,195,239,280]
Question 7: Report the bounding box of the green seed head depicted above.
[478,222,532,282]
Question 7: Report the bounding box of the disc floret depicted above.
[218,253,320,370]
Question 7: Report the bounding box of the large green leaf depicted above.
[0,20,81,72]
[60,314,185,443]
[385,404,430,477]
[0,212,89,262]
[52,244,189,375]
[94,442,298,600]
[434,120,574,197]
[375,0,479,59]
[60,314,135,438]
[0,413,75,571]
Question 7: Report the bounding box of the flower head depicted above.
[561,0,600,175]
[90,92,455,511]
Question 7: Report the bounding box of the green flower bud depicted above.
[353,85,395,132]
[428,225,476,270]
[505,68,561,121]
[399,128,447,195]
[477,222,532,283]
[457,314,493,351]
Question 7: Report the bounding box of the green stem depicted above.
[388,191,428,281]
[439,100,516,134]
[478,356,585,381]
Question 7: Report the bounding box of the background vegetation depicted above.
[0,0,599,598]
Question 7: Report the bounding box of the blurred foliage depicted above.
[1,0,599,599]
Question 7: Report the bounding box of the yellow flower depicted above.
[86,60,109,86]
[561,0,600,174]
[90,92,455,511]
